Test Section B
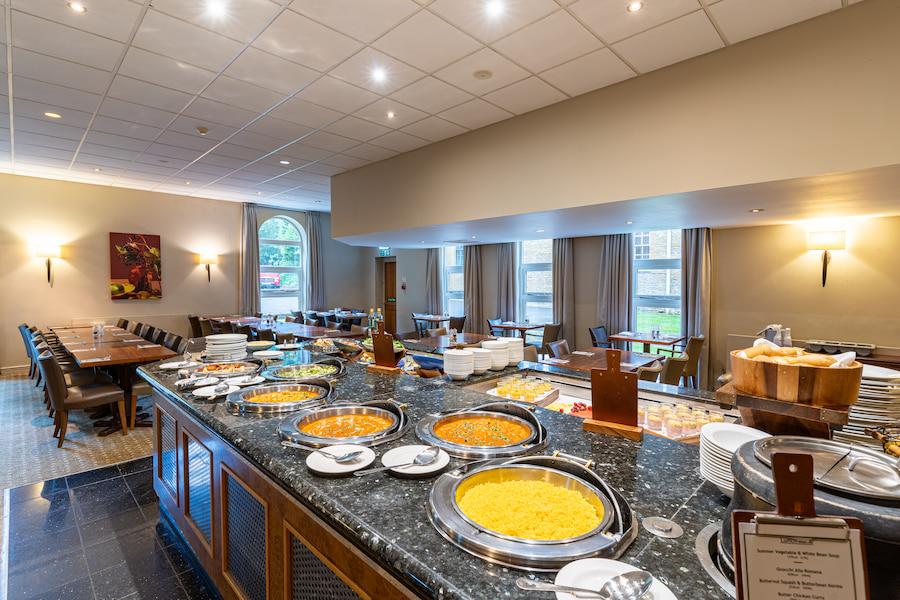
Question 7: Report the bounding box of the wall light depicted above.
[199,254,218,282]
[807,230,845,287]
[34,245,62,287]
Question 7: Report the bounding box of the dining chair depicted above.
[284,316,296,323]
[143,326,159,342]
[176,339,188,354]
[523,345,539,362]
[38,351,127,447]
[236,324,254,340]
[588,325,612,349]
[187,315,203,338]
[325,320,341,329]
[679,336,706,388]
[257,329,276,342]
[209,320,223,334]
[199,319,214,337]
[411,313,426,337]
[659,355,689,386]
[305,318,319,326]
[138,323,152,339]
[152,329,168,345]
[636,361,663,382]
[486,318,504,337]
[18,324,38,380]
[449,316,466,332]
[548,339,570,358]
[116,318,129,330]
[163,332,183,352]
[427,327,447,337]
[350,324,368,335]
[128,321,141,334]
[218,320,236,334]
[534,324,562,356]
[275,333,294,344]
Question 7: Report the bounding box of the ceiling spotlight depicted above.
[626,1,643,13]
[626,220,633,225]
[419,240,425,244]
[257,191,262,195]
[471,235,477,239]
[749,208,765,213]
[206,0,227,18]
[473,69,493,80]
[371,67,387,84]
[279,160,291,165]
[67,1,87,14]
[196,126,209,136]
[485,0,505,19]
[536,229,544,233]
[386,110,396,119]
[44,111,62,119]
[94,167,102,172]
[185,181,191,185]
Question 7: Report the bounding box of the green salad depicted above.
[274,364,338,379]
[362,338,405,352]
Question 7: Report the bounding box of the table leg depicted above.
[642,342,651,353]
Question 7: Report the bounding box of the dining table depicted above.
[609,331,685,354]
[402,333,496,354]
[540,348,660,373]
[491,321,544,338]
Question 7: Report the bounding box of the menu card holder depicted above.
[366,321,402,375]
[732,452,869,600]
[583,349,643,441]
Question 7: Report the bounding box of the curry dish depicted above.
[245,390,319,404]
[300,414,394,438]
[434,416,531,447]
[197,363,250,374]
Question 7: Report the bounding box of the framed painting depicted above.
[109,232,162,300]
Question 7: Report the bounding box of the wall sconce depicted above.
[34,245,61,287]
[807,230,845,287]
[199,254,218,282]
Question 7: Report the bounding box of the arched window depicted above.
[258,216,307,314]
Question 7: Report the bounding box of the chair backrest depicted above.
[284,316,296,323]
[449,316,466,332]
[548,339,570,358]
[116,318,129,330]
[486,318,503,336]
[636,361,663,382]
[541,323,562,347]
[37,350,68,409]
[188,315,203,338]
[681,336,706,377]
[427,327,447,337]
[129,321,143,334]
[523,345,538,362]
[199,319,214,337]
[660,355,689,385]
[143,326,158,342]
[325,320,340,329]
[163,332,183,351]
[258,329,276,342]
[589,325,610,348]
[18,324,35,361]
[350,324,368,335]
[236,324,254,339]
[152,329,168,345]
[305,318,319,326]
[275,333,294,344]
[137,323,151,338]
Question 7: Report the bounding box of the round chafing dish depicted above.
[416,402,548,459]
[224,383,330,415]
[261,358,344,382]
[428,456,635,571]
[278,402,407,448]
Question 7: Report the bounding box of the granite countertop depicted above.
[139,352,733,600]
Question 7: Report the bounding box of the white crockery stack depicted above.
[204,333,248,361]
[470,348,493,374]
[443,349,475,380]
[505,337,525,366]
[699,422,769,498]
[481,340,510,371]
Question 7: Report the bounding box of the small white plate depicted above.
[701,423,768,454]
[306,444,375,476]
[253,350,284,359]
[160,360,200,370]
[274,343,301,350]
[193,384,239,398]
[231,375,265,386]
[380,445,450,477]
[554,559,676,600]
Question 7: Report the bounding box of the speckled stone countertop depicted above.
[138,351,732,600]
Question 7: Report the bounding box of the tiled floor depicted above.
[4,458,219,600]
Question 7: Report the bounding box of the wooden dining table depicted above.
[492,322,544,338]
[403,333,496,354]
[540,348,660,373]
[609,331,685,354]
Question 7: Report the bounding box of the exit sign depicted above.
[378,246,391,257]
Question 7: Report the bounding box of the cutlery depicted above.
[280,442,366,464]
[516,570,653,600]
[353,446,439,476]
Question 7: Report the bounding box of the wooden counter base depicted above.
[151,390,419,600]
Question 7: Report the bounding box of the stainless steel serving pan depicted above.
[278,401,407,448]
[224,382,330,415]
[262,357,345,382]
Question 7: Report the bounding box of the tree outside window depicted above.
[258,216,307,314]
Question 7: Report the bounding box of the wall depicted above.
[332,0,900,238]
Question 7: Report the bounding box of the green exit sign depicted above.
[378,246,391,257]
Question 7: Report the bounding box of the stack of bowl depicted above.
[470,348,493,374]
[482,340,510,371]
[699,422,769,497]
[443,349,474,380]
[505,337,525,366]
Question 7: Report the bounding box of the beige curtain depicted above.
[425,248,443,315]
[552,238,576,346]
[497,242,516,322]
[306,211,325,311]
[597,234,632,337]
[239,203,260,316]
[463,245,483,333]
[682,227,712,387]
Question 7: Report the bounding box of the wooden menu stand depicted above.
[366,321,402,376]
[583,349,643,442]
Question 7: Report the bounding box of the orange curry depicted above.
[434,416,531,447]
[300,414,393,438]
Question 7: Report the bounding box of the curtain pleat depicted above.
[497,242,517,322]
[682,227,712,387]
[239,203,260,316]
[425,248,443,315]
[597,234,632,337]
[463,245,484,333]
[552,238,576,345]
[306,211,325,311]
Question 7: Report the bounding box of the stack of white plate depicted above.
[204,333,247,361]
[834,364,900,448]
[481,340,509,371]
[443,349,474,380]
[699,422,769,497]
[470,348,493,374]
[505,337,525,366]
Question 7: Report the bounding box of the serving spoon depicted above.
[280,441,364,463]
[516,570,653,600]
[353,446,440,476]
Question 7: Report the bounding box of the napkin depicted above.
[81,356,111,364]
[829,351,857,368]
[138,344,160,349]
[618,331,634,336]
[122,338,142,343]
[571,351,595,356]
[737,338,781,358]
[543,358,570,364]
[113,332,130,336]
[71,348,94,354]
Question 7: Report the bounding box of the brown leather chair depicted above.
[199,318,214,336]
[236,324,254,340]
[257,329,276,342]
[163,332,183,351]
[548,339,570,358]
[533,323,562,356]
[679,335,706,388]
[116,318,129,330]
[523,345,539,362]
[325,320,341,329]
[427,327,447,337]
[137,323,151,339]
[305,318,319,326]
[275,332,295,344]
[188,315,203,338]
[636,361,663,382]
[128,321,142,334]
[38,350,127,447]
[660,355,689,386]
[143,326,159,343]
[588,325,612,349]
[19,324,39,381]
[350,324,368,335]
[449,316,466,332]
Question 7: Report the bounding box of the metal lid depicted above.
[224,383,329,415]
[754,436,900,501]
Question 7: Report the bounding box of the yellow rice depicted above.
[457,480,602,540]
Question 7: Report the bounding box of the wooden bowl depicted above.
[729,350,862,407]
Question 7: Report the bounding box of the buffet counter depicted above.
[138,351,733,600]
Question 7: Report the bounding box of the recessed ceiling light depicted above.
[419,240,425,244]
[257,191,262,196]
[185,181,191,185]
[626,220,633,225]
[196,126,209,136]
[67,1,87,14]
[279,160,290,165]
[626,1,643,13]
[485,0,505,19]
[749,208,765,213]
[93,167,102,172]
[43,111,62,119]
[473,69,493,80]
[206,0,227,18]
[471,235,477,239]
[386,110,396,119]
[536,229,544,233]
[371,67,387,84]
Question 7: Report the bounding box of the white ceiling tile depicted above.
[84,131,150,152]
[127,162,182,177]
[107,76,193,113]
[243,116,312,143]
[493,10,602,72]
[319,153,370,169]
[281,142,334,162]
[369,130,430,152]
[268,97,343,128]
[119,47,216,94]
[389,76,474,113]
[373,11,482,72]
[182,163,234,177]
[709,0,840,44]
[289,0,419,43]
[354,97,427,128]
[202,75,284,112]
[135,153,190,169]
[183,97,257,128]
[324,115,392,142]
[92,115,163,141]
[14,155,71,169]
[296,76,381,114]
[157,130,219,152]
[483,76,566,114]
[539,48,634,96]
[438,98,513,128]
[253,10,362,71]
[214,142,267,161]
[400,115,468,141]
[143,142,206,161]
[11,11,124,71]
[149,0,282,43]
[613,10,723,73]
[299,162,345,176]
[11,48,111,95]
[429,0,559,43]
[12,76,101,113]
[15,132,79,151]
[301,130,359,152]
[100,97,177,128]
[224,47,319,95]
[570,0,701,44]
[343,142,399,161]
[169,115,237,141]
[434,47,529,95]
[80,143,141,161]
[14,0,143,43]
[133,9,244,72]
[227,129,288,152]
[13,98,94,128]
[329,48,425,95]
[202,152,251,168]
[16,143,73,161]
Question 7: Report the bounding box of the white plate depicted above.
[205,333,246,342]
[159,360,200,370]
[231,375,265,386]
[306,444,375,475]
[193,384,239,398]
[274,343,301,350]
[253,350,284,359]
[380,445,450,477]
[554,559,676,600]
[183,377,219,388]
[701,423,769,454]
[861,364,900,381]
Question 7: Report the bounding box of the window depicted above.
[442,245,465,317]
[258,216,307,314]
[632,229,682,336]
[518,239,552,324]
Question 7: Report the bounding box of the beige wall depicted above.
[332,0,900,239]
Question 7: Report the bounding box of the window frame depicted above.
[442,246,465,317]
[631,229,683,331]
[517,239,553,324]
[258,216,307,313]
